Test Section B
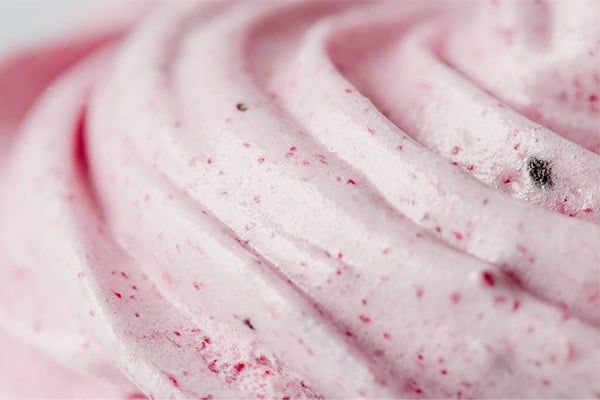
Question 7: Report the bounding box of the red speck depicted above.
[129,294,136,300]
[113,292,122,299]
[415,286,425,298]
[415,389,423,395]
[566,343,578,361]
[584,208,593,214]
[132,285,138,291]
[283,397,290,400]
[367,127,376,135]
[345,330,354,337]
[336,269,342,276]
[374,349,385,357]
[347,179,356,185]
[337,252,343,259]
[135,312,140,318]
[452,231,463,240]
[450,292,461,304]
[435,226,442,234]
[236,103,247,111]
[503,177,512,184]
[126,393,148,400]
[192,282,201,290]
[466,165,474,171]
[460,381,472,388]
[494,296,507,304]
[345,88,353,93]
[257,156,265,164]
[542,379,551,386]
[289,146,297,152]
[514,143,520,150]
[207,158,213,165]
[256,355,269,365]
[201,396,213,400]
[589,94,598,102]
[120,271,128,278]
[482,198,490,205]
[481,271,496,287]
[361,298,368,306]
[383,332,392,339]
[234,362,246,373]
[166,374,179,388]
[242,142,251,148]
[417,354,424,361]
[512,300,521,311]
[359,315,371,324]
[174,331,181,336]
[440,369,448,375]
[397,144,404,151]
[502,269,522,286]
[451,146,460,155]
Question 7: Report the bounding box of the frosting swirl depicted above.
[0,1,599,398]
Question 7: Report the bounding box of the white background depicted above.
[0,1,101,56]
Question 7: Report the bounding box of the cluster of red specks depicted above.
[403,378,423,395]
[199,336,211,350]
[207,359,219,373]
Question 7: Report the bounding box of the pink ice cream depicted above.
[0,1,599,398]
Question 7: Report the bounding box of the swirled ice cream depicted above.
[1,1,599,398]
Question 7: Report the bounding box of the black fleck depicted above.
[236,102,248,111]
[243,318,255,330]
[527,157,553,188]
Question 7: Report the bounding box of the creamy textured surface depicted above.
[1,1,599,398]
